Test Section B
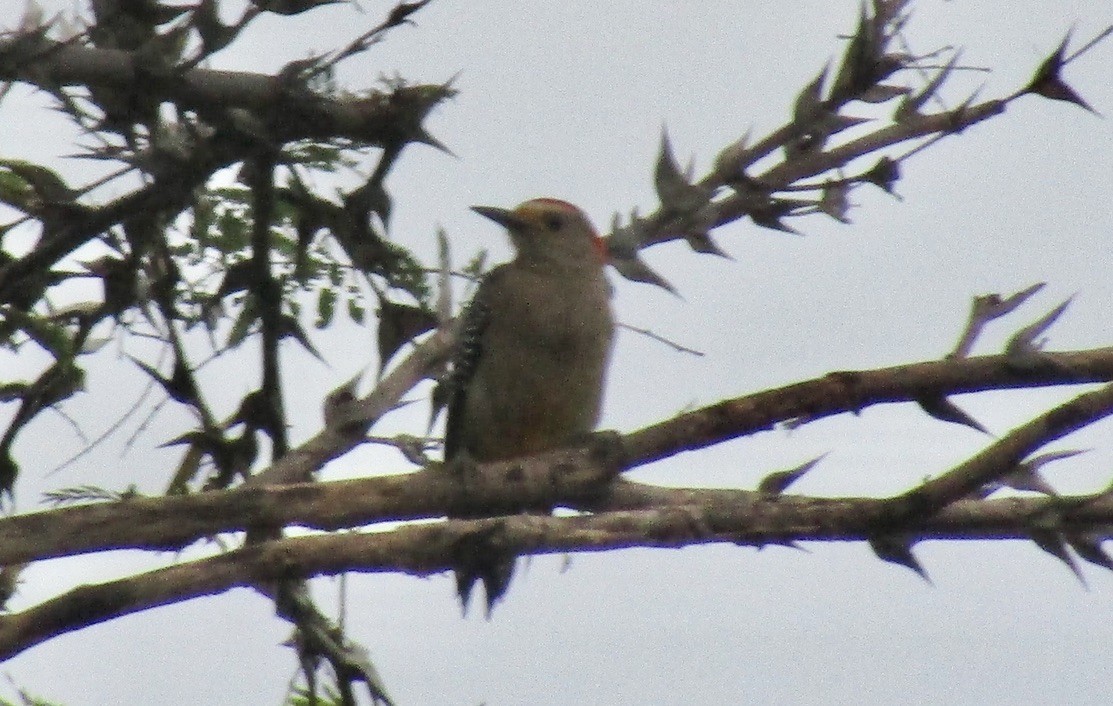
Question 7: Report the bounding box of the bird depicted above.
[438,197,615,614]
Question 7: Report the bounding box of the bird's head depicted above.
[471,198,608,268]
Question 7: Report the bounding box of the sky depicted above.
[1,1,1112,704]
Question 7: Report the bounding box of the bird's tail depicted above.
[453,530,516,617]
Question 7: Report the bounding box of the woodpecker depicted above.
[440,198,615,614]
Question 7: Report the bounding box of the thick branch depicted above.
[1,491,1109,660]
[3,347,1112,566]
[624,346,1113,466]
[0,37,448,144]
[0,444,616,566]
[0,39,451,304]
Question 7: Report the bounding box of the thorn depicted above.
[1029,527,1087,587]
[916,395,990,434]
[1066,533,1113,572]
[415,129,456,157]
[869,535,932,584]
[757,454,827,495]
[1024,32,1099,114]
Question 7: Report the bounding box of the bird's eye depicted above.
[543,214,563,231]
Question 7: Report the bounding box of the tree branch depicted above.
[1,489,1109,661]
[0,36,451,145]
[3,347,1112,567]
[624,346,1113,466]
[247,324,458,487]
[890,381,1113,523]
[0,38,452,305]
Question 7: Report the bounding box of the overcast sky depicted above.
[1,1,1112,704]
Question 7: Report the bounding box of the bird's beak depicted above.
[471,205,528,231]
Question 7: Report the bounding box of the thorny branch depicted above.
[1,345,1112,566]
[1,487,1110,661]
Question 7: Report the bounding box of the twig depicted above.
[618,322,705,357]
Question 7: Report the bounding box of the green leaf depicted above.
[380,241,431,305]
[0,448,19,501]
[0,160,74,206]
[2,308,75,359]
[347,297,365,324]
[316,287,336,328]
[326,261,342,287]
[226,298,258,348]
[0,168,33,213]
[215,209,249,250]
